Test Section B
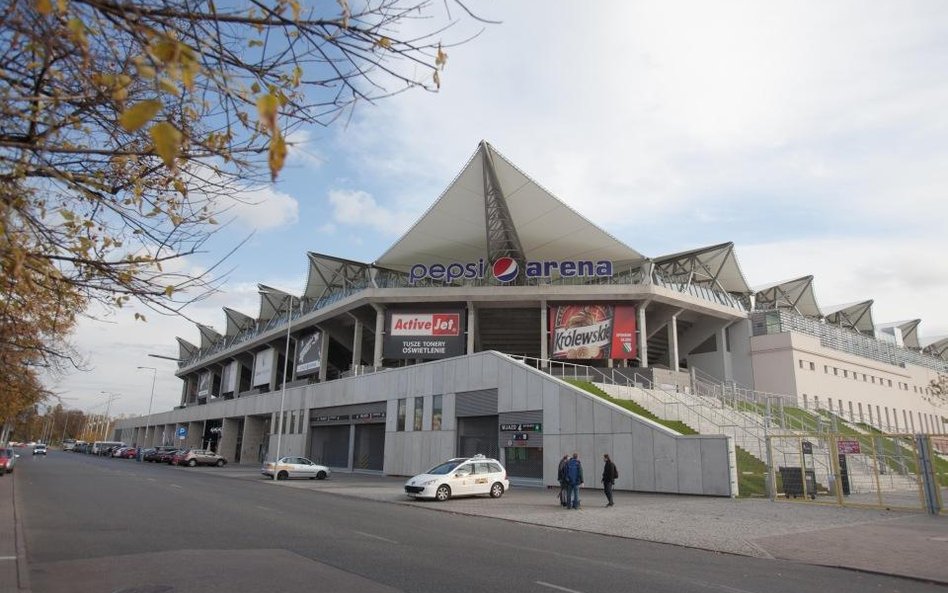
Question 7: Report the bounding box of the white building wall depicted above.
[750,332,945,433]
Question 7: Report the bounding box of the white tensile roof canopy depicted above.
[752,276,822,318]
[223,307,256,337]
[923,336,948,360]
[824,300,875,335]
[375,141,644,274]
[652,242,751,295]
[875,319,922,350]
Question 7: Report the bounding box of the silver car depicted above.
[261,457,330,480]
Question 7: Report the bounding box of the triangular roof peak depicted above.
[257,284,298,322]
[824,300,875,335]
[752,275,822,318]
[374,141,644,274]
[875,319,922,349]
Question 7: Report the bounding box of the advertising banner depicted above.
[253,347,275,387]
[549,304,637,360]
[197,371,211,397]
[384,310,465,359]
[220,360,238,394]
[296,331,322,376]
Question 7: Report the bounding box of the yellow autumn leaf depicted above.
[268,132,287,181]
[119,100,162,132]
[256,92,279,134]
[432,69,440,89]
[164,285,175,298]
[149,121,182,169]
[36,0,53,15]
[377,37,392,49]
[436,44,447,69]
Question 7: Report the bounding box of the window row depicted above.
[272,409,307,435]
[395,395,443,432]
[797,359,934,393]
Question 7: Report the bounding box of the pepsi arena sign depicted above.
[408,256,613,284]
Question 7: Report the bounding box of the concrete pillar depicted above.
[351,319,363,372]
[669,314,680,372]
[637,301,650,368]
[318,326,330,382]
[467,302,476,355]
[373,305,384,369]
[187,420,203,449]
[220,418,239,462]
[539,301,548,367]
[719,325,733,380]
[240,415,268,464]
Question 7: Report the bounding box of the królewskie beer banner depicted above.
[549,304,637,360]
[384,310,465,359]
[295,331,322,376]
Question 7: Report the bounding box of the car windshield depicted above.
[426,460,462,475]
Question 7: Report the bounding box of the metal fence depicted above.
[766,433,946,514]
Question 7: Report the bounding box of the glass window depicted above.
[397,398,406,431]
[282,411,288,434]
[299,409,305,433]
[289,410,296,434]
[432,395,443,431]
[413,397,424,431]
[809,362,815,371]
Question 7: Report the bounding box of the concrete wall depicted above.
[117,351,734,496]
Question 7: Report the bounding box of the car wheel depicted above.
[316,471,327,480]
[216,459,225,467]
[435,484,451,502]
[490,482,505,498]
[277,471,289,480]
[187,459,197,467]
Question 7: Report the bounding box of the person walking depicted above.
[602,453,618,507]
[557,455,569,507]
[565,453,584,509]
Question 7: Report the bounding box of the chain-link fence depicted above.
[766,433,946,514]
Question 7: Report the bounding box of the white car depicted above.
[33,444,47,455]
[262,456,330,480]
[404,454,509,501]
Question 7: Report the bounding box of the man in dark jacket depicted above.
[602,454,618,507]
[565,453,583,509]
[557,455,569,507]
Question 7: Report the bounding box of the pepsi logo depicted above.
[492,257,519,283]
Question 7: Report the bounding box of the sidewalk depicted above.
[0,468,28,593]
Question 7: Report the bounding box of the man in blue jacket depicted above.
[565,453,584,509]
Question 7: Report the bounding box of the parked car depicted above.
[175,449,227,467]
[161,449,182,464]
[261,457,330,480]
[0,448,18,474]
[33,444,48,455]
[120,447,139,459]
[62,439,77,451]
[143,446,177,462]
[404,454,509,501]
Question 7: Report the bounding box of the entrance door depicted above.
[457,416,499,459]
[353,424,384,471]
[310,425,349,467]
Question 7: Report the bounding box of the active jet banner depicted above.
[384,310,465,360]
[253,347,275,387]
[549,304,636,360]
[197,371,211,397]
[296,331,322,376]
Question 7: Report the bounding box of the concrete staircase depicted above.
[594,382,920,495]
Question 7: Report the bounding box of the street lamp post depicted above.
[273,295,299,472]
[98,391,119,441]
[137,366,158,457]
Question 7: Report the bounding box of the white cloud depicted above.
[285,128,326,169]
[220,183,299,231]
[327,189,416,236]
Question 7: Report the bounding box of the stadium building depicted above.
[116,141,947,497]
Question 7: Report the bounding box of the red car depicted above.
[0,448,16,474]
[120,447,139,459]
[170,450,188,465]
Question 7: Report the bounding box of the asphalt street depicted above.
[16,451,943,593]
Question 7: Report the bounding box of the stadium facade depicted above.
[116,141,947,496]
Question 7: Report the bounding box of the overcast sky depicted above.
[47,1,948,418]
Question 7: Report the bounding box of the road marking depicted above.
[536,582,583,593]
[147,478,157,482]
[169,484,182,489]
[353,531,399,545]
[0,556,17,561]
[256,505,272,511]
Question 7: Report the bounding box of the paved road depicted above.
[16,452,943,593]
